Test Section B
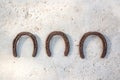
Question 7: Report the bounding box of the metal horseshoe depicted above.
[79,32,107,59]
[13,32,38,57]
[46,31,70,57]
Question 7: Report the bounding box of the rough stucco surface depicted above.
[0,0,120,80]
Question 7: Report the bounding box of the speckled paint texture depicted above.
[0,0,120,80]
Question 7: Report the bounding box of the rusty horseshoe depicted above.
[79,32,107,59]
[13,32,38,57]
[46,31,70,57]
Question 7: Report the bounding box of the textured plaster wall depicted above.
[0,0,120,80]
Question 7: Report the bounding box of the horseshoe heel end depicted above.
[47,53,51,57]
[80,54,85,59]
[13,47,17,57]
[13,52,17,57]
[64,53,68,56]
[13,54,17,57]
[32,54,36,57]
[101,56,105,58]
[101,45,107,58]
[46,48,51,57]
[101,53,107,58]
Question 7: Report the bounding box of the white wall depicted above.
[0,0,120,80]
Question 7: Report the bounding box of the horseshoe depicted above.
[79,32,107,59]
[46,31,70,57]
[13,32,38,57]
